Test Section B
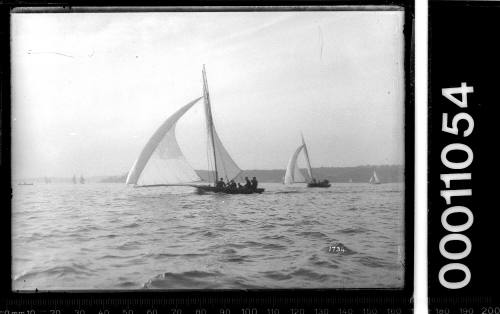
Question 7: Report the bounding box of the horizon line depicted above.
[14,164,404,180]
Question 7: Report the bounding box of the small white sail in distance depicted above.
[369,170,380,184]
[283,134,314,184]
[284,144,307,184]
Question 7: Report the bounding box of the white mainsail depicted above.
[284,144,307,184]
[126,66,241,187]
[284,134,316,185]
[126,97,203,186]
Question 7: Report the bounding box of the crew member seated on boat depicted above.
[237,183,243,190]
[216,178,225,188]
[244,177,252,189]
[312,178,317,183]
[251,177,258,190]
[229,180,237,189]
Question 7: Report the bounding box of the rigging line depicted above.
[208,132,216,184]
[203,66,218,185]
[206,131,212,184]
[209,111,218,184]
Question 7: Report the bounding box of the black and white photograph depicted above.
[11,7,407,290]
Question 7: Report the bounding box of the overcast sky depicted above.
[11,10,405,179]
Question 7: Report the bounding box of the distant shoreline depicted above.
[17,165,404,184]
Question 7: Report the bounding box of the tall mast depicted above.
[301,133,314,180]
[202,65,218,185]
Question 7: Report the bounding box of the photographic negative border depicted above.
[1,0,414,312]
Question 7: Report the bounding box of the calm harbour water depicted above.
[12,182,405,290]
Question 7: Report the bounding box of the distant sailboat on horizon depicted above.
[283,134,331,188]
[80,175,85,184]
[369,170,381,184]
[126,65,264,194]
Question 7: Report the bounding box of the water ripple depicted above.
[12,182,405,290]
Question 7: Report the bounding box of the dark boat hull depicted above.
[196,186,265,194]
[307,182,331,188]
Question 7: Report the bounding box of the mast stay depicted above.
[202,65,218,186]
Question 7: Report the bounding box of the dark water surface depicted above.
[12,182,405,290]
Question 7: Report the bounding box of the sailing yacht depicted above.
[369,170,381,184]
[283,134,331,188]
[126,66,264,194]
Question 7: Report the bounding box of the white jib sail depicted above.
[126,97,203,186]
[202,66,242,182]
[284,144,307,184]
[210,128,242,181]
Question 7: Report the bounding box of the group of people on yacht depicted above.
[215,176,259,192]
[311,178,330,185]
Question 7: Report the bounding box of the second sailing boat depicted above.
[283,134,331,188]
